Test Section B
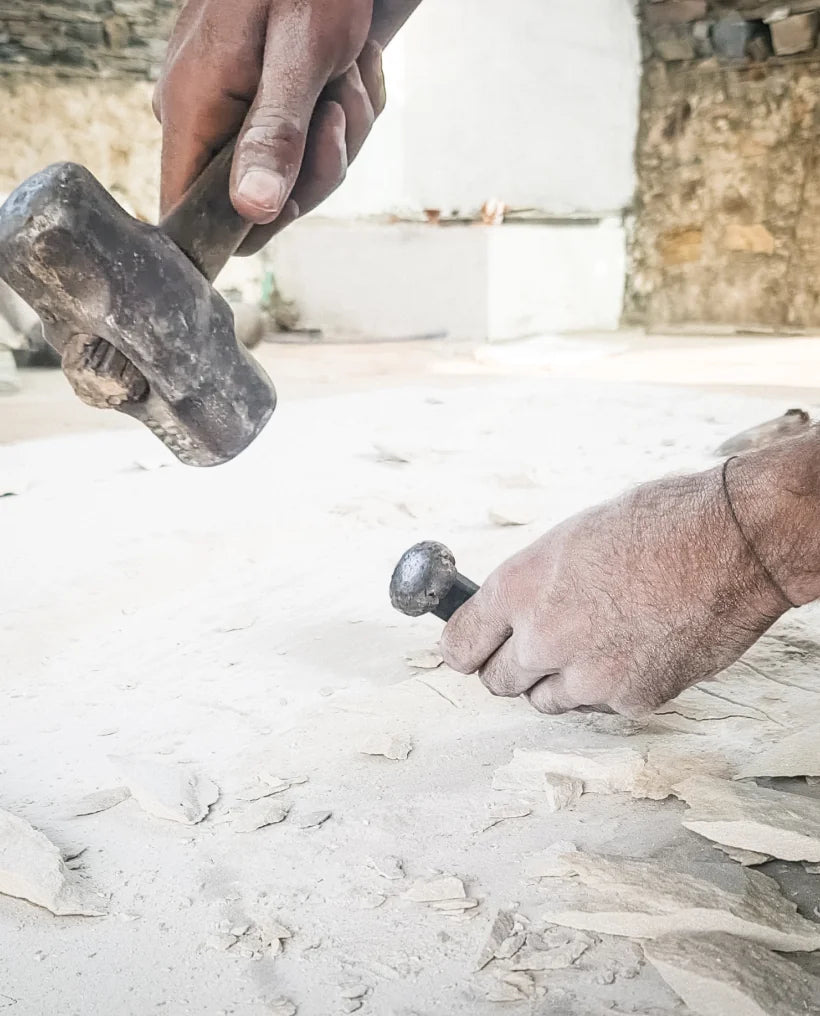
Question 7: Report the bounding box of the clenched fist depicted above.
[441,431,820,717]
[156,0,421,252]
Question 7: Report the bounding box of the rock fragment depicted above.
[476,910,524,970]
[268,1000,297,1016]
[73,787,131,817]
[714,844,772,867]
[369,855,405,880]
[507,927,593,971]
[0,808,105,916]
[736,724,820,779]
[644,932,820,1016]
[235,799,290,833]
[543,774,583,812]
[405,649,443,670]
[493,746,645,796]
[675,775,820,862]
[480,801,532,832]
[541,851,820,951]
[296,810,332,830]
[404,875,466,904]
[109,755,219,825]
[525,841,579,879]
[359,733,414,761]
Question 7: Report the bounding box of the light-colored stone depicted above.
[359,733,414,761]
[736,724,820,779]
[404,875,466,904]
[73,787,131,817]
[541,851,820,951]
[235,799,290,833]
[714,844,772,867]
[543,773,583,812]
[658,228,702,266]
[109,755,219,825]
[507,927,594,971]
[644,932,820,1016]
[493,746,645,796]
[633,741,734,801]
[675,775,820,862]
[769,12,820,57]
[723,224,776,256]
[404,649,443,670]
[0,808,104,916]
[525,841,579,879]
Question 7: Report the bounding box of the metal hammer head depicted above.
[0,163,276,466]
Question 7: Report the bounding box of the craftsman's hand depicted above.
[441,434,820,717]
[155,0,386,253]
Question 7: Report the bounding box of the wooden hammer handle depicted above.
[159,141,245,284]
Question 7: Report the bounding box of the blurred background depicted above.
[2,0,820,383]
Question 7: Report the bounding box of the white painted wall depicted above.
[273,0,642,338]
[322,0,641,218]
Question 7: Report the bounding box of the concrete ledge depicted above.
[269,218,627,342]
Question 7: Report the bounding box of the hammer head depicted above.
[0,163,276,466]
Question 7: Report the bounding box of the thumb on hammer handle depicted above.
[160,141,247,283]
[432,574,480,622]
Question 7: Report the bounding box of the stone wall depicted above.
[0,1,174,79]
[627,1,820,329]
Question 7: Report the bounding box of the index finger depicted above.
[439,583,512,674]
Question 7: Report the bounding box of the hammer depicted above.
[390,541,479,622]
[0,144,275,466]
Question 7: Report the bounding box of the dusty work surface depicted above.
[2,339,820,1015]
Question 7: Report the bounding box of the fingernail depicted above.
[236,169,287,219]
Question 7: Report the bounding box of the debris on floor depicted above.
[404,648,444,670]
[479,800,533,832]
[0,808,105,916]
[368,855,405,880]
[736,724,820,778]
[234,798,290,833]
[294,810,332,829]
[73,787,131,817]
[493,745,645,796]
[541,851,820,950]
[404,875,467,904]
[358,733,414,760]
[675,775,820,862]
[643,932,820,1016]
[108,755,219,825]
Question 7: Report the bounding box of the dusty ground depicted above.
[1,333,820,1015]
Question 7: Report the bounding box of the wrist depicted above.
[725,427,820,607]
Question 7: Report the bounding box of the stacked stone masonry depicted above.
[629,1,820,328]
[0,1,176,79]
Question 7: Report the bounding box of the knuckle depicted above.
[243,113,305,154]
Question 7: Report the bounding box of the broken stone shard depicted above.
[525,841,579,879]
[633,741,734,801]
[493,746,644,796]
[404,648,443,670]
[359,733,414,761]
[644,932,820,1016]
[296,810,332,829]
[541,851,820,951]
[204,932,237,951]
[404,875,466,904]
[476,910,518,970]
[0,808,105,916]
[108,755,219,825]
[486,970,539,1002]
[235,799,290,833]
[543,773,583,812]
[73,787,131,817]
[268,1000,297,1016]
[369,855,405,880]
[507,928,593,972]
[429,898,479,912]
[735,724,820,779]
[675,775,820,862]
[714,844,772,867]
[487,496,537,527]
[480,801,532,832]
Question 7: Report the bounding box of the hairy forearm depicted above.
[727,426,820,607]
[370,0,423,46]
